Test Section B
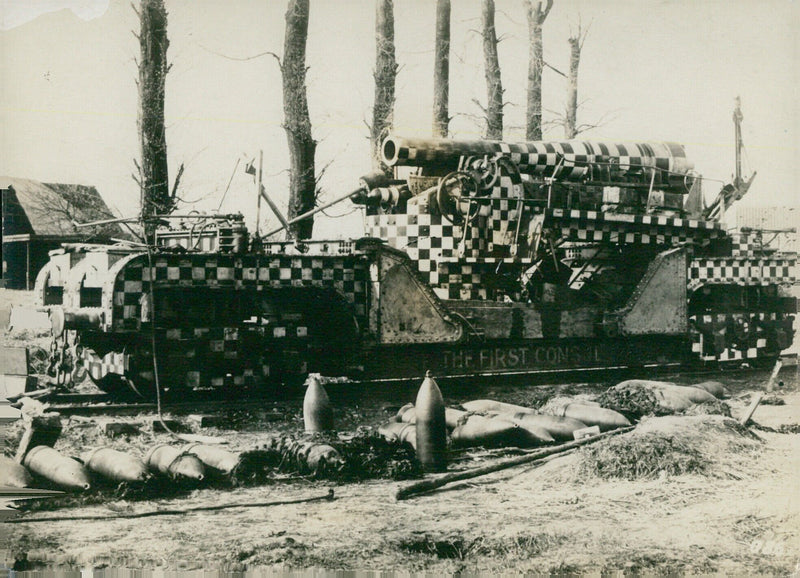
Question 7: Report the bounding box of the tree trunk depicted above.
[432,0,450,138]
[371,0,397,175]
[481,0,503,140]
[283,0,316,241]
[137,0,171,241]
[565,25,581,139]
[524,0,552,141]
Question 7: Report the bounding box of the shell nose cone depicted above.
[303,376,334,433]
[172,455,207,481]
[414,372,447,472]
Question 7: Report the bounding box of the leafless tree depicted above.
[524,0,552,141]
[481,0,503,140]
[432,0,451,138]
[564,20,589,139]
[371,0,398,175]
[31,184,122,241]
[134,0,178,242]
[282,0,317,240]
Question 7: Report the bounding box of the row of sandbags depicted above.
[600,379,728,417]
[379,378,728,452]
[379,397,632,451]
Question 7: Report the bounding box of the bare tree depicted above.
[32,184,120,240]
[282,0,316,240]
[524,0,553,141]
[371,0,398,175]
[481,0,503,140]
[564,21,588,139]
[432,0,451,138]
[135,0,176,242]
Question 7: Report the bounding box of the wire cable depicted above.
[144,242,176,438]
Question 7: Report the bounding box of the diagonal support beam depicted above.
[260,184,293,240]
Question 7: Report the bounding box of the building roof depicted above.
[1,176,132,241]
[736,205,798,253]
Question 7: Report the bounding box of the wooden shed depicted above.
[2,177,131,289]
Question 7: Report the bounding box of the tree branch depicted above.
[544,60,566,77]
[171,162,184,200]
[199,43,282,68]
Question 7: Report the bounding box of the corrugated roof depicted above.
[1,176,130,240]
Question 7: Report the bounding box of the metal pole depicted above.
[256,150,263,238]
[734,96,743,189]
[72,216,140,228]
[262,186,366,238]
[73,214,241,228]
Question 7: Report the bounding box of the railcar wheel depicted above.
[92,374,138,397]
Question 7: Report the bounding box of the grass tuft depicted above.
[396,534,484,560]
[578,415,762,481]
[579,433,705,480]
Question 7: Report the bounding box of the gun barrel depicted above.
[382,135,694,189]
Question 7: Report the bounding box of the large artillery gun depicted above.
[33,126,796,399]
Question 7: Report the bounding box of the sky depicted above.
[1,0,798,238]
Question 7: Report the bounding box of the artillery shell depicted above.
[414,372,447,472]
[560,403,632,432]
[300,442,342,473]
[0,455,32,488]
[22,445,91,491]
[82,447,149,483]
[451,414,532,448]
[507,413,588,442]
[397,405,465,429]
[182,443,240,474]
[378,421,417,450]
[445,407,467,429]
[670,385,717,405]
[689,381,727,399]
[145,444,205,481]
[461,399,537,415]
[491,415,554,444]
[303,376,334,432]
[396,403,416,424]
[261,436,343,474]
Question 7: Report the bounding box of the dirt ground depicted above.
[1,289,799,574]
[1,377,797,574]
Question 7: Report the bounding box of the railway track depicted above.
[31,357,796,417]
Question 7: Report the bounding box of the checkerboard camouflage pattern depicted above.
[35,134,797,395]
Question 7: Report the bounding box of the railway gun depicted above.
[32,120,797,399]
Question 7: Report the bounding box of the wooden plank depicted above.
[0,346,28,376]
[765,359,783,393]
[396,426,635,500]
[1,375,32,399]
[739,392,763,426]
